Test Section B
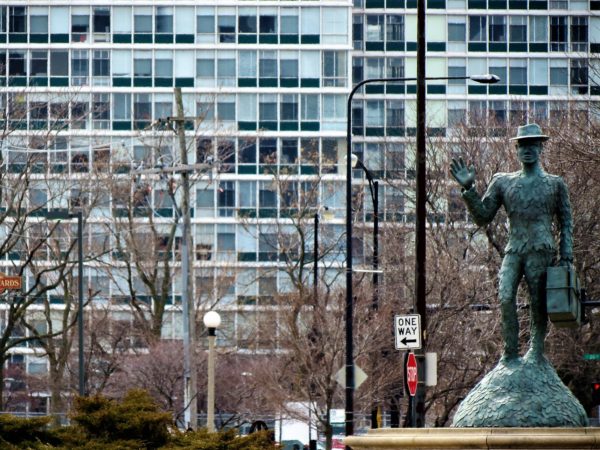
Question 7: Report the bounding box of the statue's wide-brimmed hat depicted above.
[509,123,549,141]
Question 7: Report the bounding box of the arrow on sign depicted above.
[400,337,417,345]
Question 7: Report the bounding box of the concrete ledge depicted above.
[344,427,600,449]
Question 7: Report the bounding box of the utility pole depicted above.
[174,87,197,430]
[415,0,427,427]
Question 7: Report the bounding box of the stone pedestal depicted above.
[344,427,600,450]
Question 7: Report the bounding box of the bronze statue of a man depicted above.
[450,123,573,361]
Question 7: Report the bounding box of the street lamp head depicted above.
[203,310,221,329]
[470,74,501,84]
[350,153,359,168]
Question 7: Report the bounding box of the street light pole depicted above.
[345,74,499,441]
[76,210,84,397]
[47,210,85,396]
[173,88,197,430]
[350,155,379,310]
[203,311,221,432]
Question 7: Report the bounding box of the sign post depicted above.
[395,314,421,350]
[405,352,418,427]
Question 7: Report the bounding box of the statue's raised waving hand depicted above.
[450,157,475,190]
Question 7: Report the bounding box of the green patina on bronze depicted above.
[449,124,588,427]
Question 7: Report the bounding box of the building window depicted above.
[280,94,298,123]
[301,95,319,122]
[529,58,548,87]
[71,98,89,130]
[71,50,89,86]
[217,53,236,86]
[113,93,131,121]
[134,12,152,34]
[281,10,299,37]
[259,94,277,122]
[323,51,346,87]
[134,52,152,81]
[387,100,404,128]
[50,51,68,77]
[509,101,526,125]
[366,100,384,128]
[259,51,277,79]
[155,7,173,34]
[93,7,110,41]
[217,225,235,260]
[488,100,506,124]
[509,59,527,88]
[30,12,48,36]
[550,0,567,8]
[489,16,506,43]
[217,95,236,123]
[449,58,467,93]
[550,16,567,51]
[93,50,110,86]
[259,181,277,212]
[448,101,466,128]
[218,181,235,217]
[366,14,384,43]
[387,57,404,78]
[30,51,47,77]
[72,12,90,42]
[529,16,548,44]
[239,10,257,35]
[322,7,347,44]
[509,16,527,44]
[155,52,173,79]
[133,93,151,126]
[197,13,215,43]
[196,52,215,87]
[259,138,277,170]
[9,6,26,33]
[366,57,384,78]
[570,16,587,52]
[387,15,404,45]
[469,16,486,42]
[218,15,235,43]
[570,58,588,94]
[93,93,110,130]
[259,14,277,34]
[353,57,364,84]
[281,139,298,168]
[550,59,568,94]
[353,15,363,50]
[280,53,299,81]
[448,17,466,42]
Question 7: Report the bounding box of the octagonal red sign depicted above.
[406,352,418,397]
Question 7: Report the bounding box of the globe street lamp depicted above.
[203,310,221,432]
[345,73,499,439]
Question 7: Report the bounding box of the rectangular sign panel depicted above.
[395,314,421,350]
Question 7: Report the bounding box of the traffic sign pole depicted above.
[404,352,418,427]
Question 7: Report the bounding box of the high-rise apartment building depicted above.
[0,0,597,411]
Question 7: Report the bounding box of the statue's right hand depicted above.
[450,157,475,190]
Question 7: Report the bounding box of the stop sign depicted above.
[406,352,418,396]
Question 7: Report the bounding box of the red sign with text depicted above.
[406,352,418,397]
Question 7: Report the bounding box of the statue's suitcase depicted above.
[546,266,581,328]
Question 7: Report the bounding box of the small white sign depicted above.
[395,314,421,350]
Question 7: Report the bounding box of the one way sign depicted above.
[395,314,421,350]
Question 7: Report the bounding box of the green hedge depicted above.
[0,389,278,450]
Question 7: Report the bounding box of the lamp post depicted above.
[47,210,84,397]
[350,154,379,311]
[345,73,499,440]
[203,310,221,432]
